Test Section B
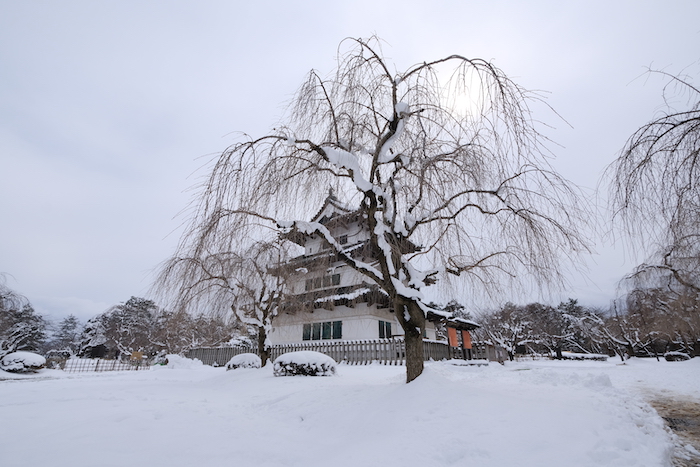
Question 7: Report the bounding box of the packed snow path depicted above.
[2,358,698,466]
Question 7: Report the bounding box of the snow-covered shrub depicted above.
[152,353,168,365]
[273,351,336,376]
[164,354,204,369]
[558,352,608,361]
[0,351,46,373]
[664,351,691,362]
[226,353,262,370]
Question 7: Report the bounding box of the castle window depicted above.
[332,320,342,339]
[322,322,332,339]
[378,320,392,339]
[305,274,341,291]
[303,321,342,341]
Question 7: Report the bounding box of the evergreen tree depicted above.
[49,314,82,355]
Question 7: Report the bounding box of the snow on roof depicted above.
[314,287,377,304]
[445,317,480,330]
[279,192,361,247]
[310,191,358,225]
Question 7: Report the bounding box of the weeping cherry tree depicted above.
[170,37,589,382]
[609,67,700,294]
[155,240,291,365]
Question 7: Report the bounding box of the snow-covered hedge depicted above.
[273,351,336,377]
[558,352,608,361]
[0,351,46,373]
[664,351,691,362]
[226,353,261,370]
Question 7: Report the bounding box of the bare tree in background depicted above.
[609,66,700,293]
[170,37,589,382]
[477,303,536,361]
[155,240,291,365]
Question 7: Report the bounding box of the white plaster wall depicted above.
[289,263,374,295]
[269,303,437,344]
[274,213,438,344]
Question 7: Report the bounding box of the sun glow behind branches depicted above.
[436,66,487,121]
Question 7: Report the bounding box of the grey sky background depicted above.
[1,1,699,324]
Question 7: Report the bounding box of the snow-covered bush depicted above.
[559,352,608,361]
[0,351,46,373]
[273,351,336,376]
[226,353,262,370]
[664,351,691,362]
[164,354,204,369]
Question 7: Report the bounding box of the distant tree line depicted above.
[1,278,248,361]
[79,296,246,359]
[3,275,698,364]
[476,294,699,361]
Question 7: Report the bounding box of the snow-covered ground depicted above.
[1,357,698,467]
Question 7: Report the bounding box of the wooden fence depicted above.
[186,339,505,367]
[184,346,255,367]
[60,358,153,373]
[271,339,408,365]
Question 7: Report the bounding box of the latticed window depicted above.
[305,273,341,291]
[378,320,392,339]
[302,321,342,341]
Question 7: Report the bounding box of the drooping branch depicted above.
[608,67,700,293]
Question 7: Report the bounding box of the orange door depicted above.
[461,330,472,349]
[447,327,459,347]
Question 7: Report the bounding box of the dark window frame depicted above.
[305,273,341,291]
[302,320,342,341]
[378,320,392,339]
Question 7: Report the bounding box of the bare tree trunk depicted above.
[396,298,425,383]
[555,346,563,359]
[257,328,270,367]
[404,328,423,383]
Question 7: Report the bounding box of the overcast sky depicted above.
[1,1,699,324]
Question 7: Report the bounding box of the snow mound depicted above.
[273,351,336,376]
[226,353,262,370]
[447,359,489,366]
[165,354,204,369]
[664,351,691,361]
[1,351,46,373]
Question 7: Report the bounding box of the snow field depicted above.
[0,358,692,467]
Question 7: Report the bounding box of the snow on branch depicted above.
[377,102,410,164]
[321,146,373,192]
